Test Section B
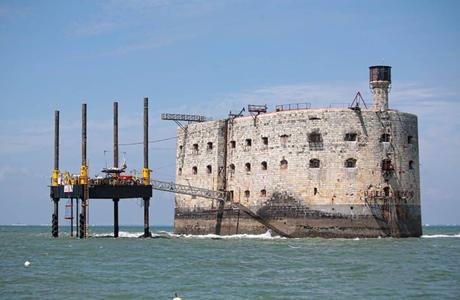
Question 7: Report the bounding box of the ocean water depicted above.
[0,226,459,299]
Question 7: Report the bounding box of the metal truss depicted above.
[151,179,228,202]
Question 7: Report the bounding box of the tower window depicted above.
[280,134,289,145]
[245,163,251,172]
[344,133,357,141]
[178,168,182,176]
[408,136,414,144]
[244,190,250,198]
[345,158,357,168]
[260,189,267,197]
[193,143,199,154]
[206,165,212,174]
[230,140,236,148]
[262,137,268,146]
[261,161,267,170]
[380,134,390,143]
[245,139,252,146]
[308,132,323,151]
[192,166,198,175]
[229,164,235,174]
[382,159,393,171]
[314,187,318,195]
[280,159,288,169]
[309,159,320,168]
[207,142,213,150]
[384,187,390,197]
[409,160,414,170]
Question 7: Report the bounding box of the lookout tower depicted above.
[369,65,391,111]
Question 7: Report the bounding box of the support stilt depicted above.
[52,198,59,237]
[70,198,74,237]
[79,199,86,239]
[76,198,79,237]
[113,198,119,238]
[143,197,150,237]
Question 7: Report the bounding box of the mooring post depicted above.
[79,103,88,238]
[113,101,120,238]
[142,97,151,237]
[51,110,60,237]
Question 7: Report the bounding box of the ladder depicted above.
[376,110,401,236]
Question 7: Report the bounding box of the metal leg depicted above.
[52,198,59,237]
[70,198,74,237]
[113,198,119,238]
[143,197,150,237]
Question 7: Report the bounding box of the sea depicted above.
[0,225,459,299]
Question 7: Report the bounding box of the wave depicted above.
[421,233,460,238]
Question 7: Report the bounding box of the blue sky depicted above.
[0,0,459,226]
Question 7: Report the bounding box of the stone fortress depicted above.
[174,66,422,238]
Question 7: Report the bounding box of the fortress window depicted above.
[409,160,414,170]
[245,139,252,146]
[262,137,268,145]
[229,164,235,174]
[192,166,198,175]
[309,159,320,168]
[261,161,267,170]
[345,158,357,168]
[179,145,183,152]
[380,133,390,143]
[230,140,236,148]
[178,168,182,176]
[206,165,212,174]
[207,142,213,150]
[245,163,251,172]
[260,189,267,197]
[193,143,199,153]
[382,159,393,171]
[309,133,322,142]
[314,187,318,195]
[280,134,289,145]
[384,187,390,197]
[280,159,288,169]
[344,133,357,141]
[408,135,414,144]
[308,132,323,151]
[244,190,250,198]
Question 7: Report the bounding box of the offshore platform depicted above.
[49,98,227,238]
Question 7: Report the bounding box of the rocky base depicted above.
[174,204,422,238]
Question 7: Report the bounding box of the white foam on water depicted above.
[92,231,144,238]
[421,233,460,238]
[173,230,285,240]
[353,237,360,240]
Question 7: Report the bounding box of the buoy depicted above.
[24,261,31,267]
[173,292,182,300]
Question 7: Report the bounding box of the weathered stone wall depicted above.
[174,108,421,237]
